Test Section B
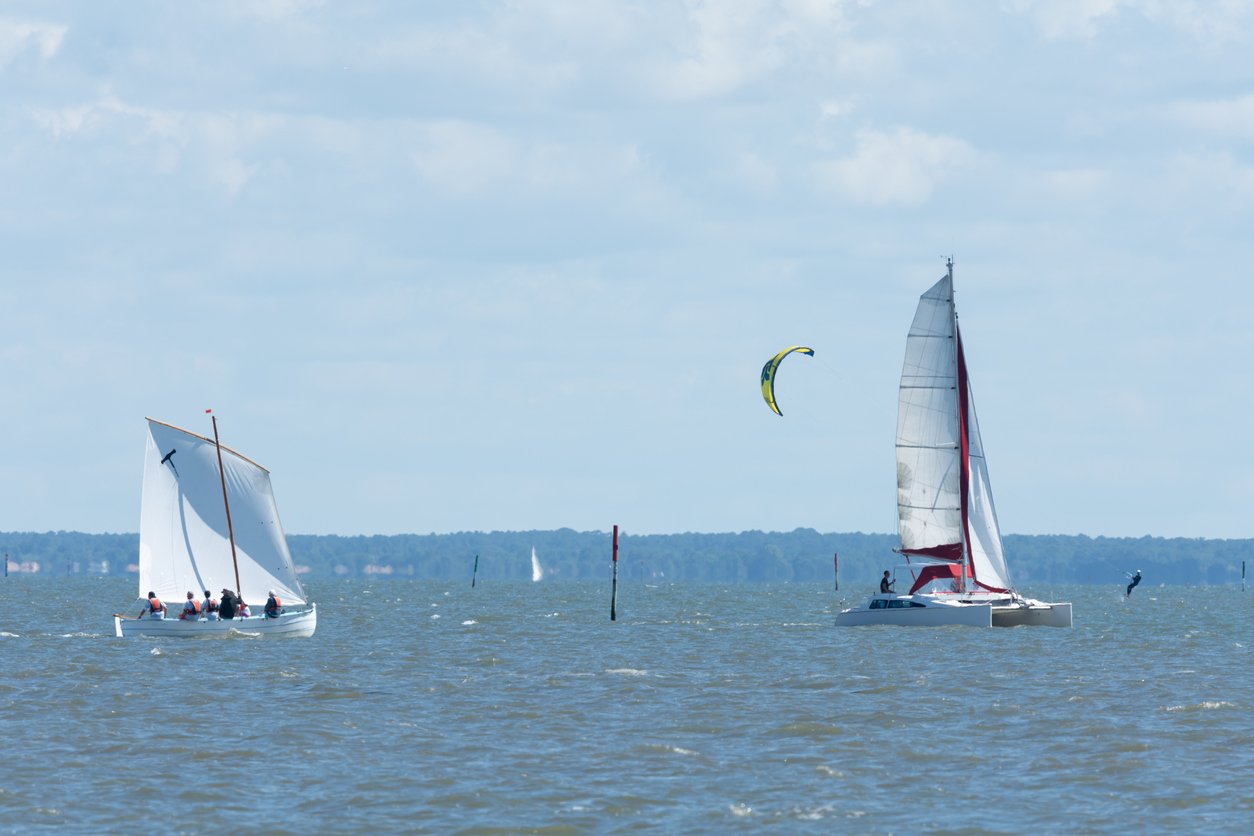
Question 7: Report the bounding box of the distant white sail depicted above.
[531,547,544,582]
[138,418,307,606]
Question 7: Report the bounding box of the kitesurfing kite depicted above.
[760,346,815,416]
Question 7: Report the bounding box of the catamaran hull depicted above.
[835,593,1071,628]
[835,602,993,627]
[991,602,1071,628]
[114,605,317,638]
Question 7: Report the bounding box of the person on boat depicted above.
[138,592,166,619]
[202,590,220,621]
[264,590,283,619]
[179,591,202,621]
[880,571,895,594]
[238,599,252,618]
[1126,569,1142,597]
[218,588,238,620]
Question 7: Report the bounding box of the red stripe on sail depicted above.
[900,544,963,561]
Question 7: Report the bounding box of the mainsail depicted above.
[895,270,1012,592]
[138,419,307,606]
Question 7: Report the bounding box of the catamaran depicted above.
[114,416,317,638]
[836,261,1071,628]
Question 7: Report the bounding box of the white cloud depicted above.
[1040,167,1110,201]
[409,119,654,204]
[731,151,779,193]
[220,0,325,22]
[813,127,975,206]
[0,18,66,67]
[1165,94,1254,140]
[30,95,275,197]
[1001,0,1127,40]
[645,0,854,101]
[1004,0,1254,44]
[410,121,521,197]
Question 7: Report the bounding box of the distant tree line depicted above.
[2,529,1248,586]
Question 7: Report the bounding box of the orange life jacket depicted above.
[149,597,164,612]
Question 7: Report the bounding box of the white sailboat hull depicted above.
[991,600,1072,628]
[835,595,993,627]
[836,594,1071,628]
[114,605,317,638]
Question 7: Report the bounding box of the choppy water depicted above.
[0,578,1250,833]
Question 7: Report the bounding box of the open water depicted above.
[0,577,1250,833]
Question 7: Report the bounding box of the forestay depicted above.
[138,419,307,606]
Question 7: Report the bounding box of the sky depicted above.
[3,0,1254,539]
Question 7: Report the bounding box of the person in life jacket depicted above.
[179,591,202,620]
[202,590,220,621]
[139,592,166,619]
[264,590,283,618]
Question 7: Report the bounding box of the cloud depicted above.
[1001,0,1127,40]
[813,127,975,207]
[1164,94,1254,140]
[30,94,274,197]
[649,0,854,101]
[1004,0,1254,44]
[0,18,66,67]
[409,119,654,205]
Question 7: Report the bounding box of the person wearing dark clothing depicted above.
[1126,570,1142,597]
[880,571,895,594]
[218,588,238,620]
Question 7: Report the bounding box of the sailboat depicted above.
[531,547,544,582]
[836,261,1071,628]
[114,416,317,638]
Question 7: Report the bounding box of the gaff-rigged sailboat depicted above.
[114,417,317,638]
[836,261,1071,628]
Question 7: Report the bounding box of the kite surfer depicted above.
[1125,569,1142,597]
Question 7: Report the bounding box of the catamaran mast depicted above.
[210,413,243,598]
[948,256,970,595]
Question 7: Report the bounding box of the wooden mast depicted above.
[210,412,243,599]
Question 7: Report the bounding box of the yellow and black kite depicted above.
[760,346,815,416]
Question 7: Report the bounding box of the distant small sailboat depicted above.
[531,547,544,582]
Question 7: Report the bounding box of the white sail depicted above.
[896,274,1012,591]
[962,372,1013,591]
[138,419,307,607]
[896,276,964,558]
[531,547,544,582]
